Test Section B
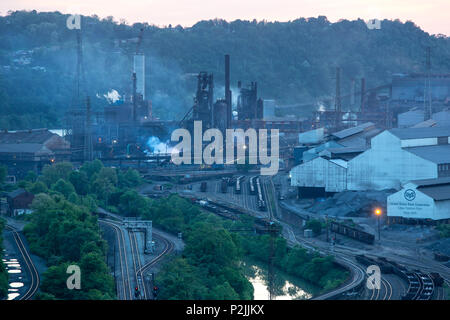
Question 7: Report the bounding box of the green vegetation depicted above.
[0,218,8,299]
[24,193,115,299]
[445,283,450,300]
[240,230,348,292]
[16,160,143,299]
[437,224,450,238]
[1,11,449,129]
[135,193,347,297]
[12,159,346,299]
[0,165,7,184]
[20,160,146,299]
[139,195,253,299]
[304,219,323,236]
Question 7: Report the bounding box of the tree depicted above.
[118,168,141,188]
[80,159,103,178]
[51,179,76,199]
[29,181,48,194]
[0,165,7,184]
[118,190,149,217]
[40,162,73,187]
[24,170,38,182]
[69,171,89,196]
[305,219,322,235]
[97,167,118,187]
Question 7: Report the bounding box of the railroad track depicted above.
[99,219,133,300]
[138,233,174,299]
[369,277,393,300]
[99,217,175,300]
[5,225,40,300]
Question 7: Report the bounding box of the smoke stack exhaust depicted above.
[225,54,231,129]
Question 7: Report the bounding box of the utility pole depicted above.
[84,96,93,161]
[375,208,382,241]
[424,47,432,120]
[225,54,232,129]
[335,67,341,129]
[360,78,366,114]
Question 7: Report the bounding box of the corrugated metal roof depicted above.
[389,126,450,139]
[7,188,27,198]
[412,119,437,128]
[332,122,374,139]
[330,159,348,168]
[338,127,382,148]
[0,143,52,154]
[0,129,55,144]
[409,178,450,201]
[326,146,367,154]
[418,185,450,201]
[405,145,450,164]
[411,177,450,187]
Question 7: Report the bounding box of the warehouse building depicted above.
[290,123,381,195]
[397,108,450,128]
[387,177,450,224]
[0,129,70,178]
[290,157,347,196]
[347,126,450,191]
[5,188,35,216]
[291,126,450,196]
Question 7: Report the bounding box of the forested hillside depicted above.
[0,10,449,129]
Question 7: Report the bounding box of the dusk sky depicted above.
[1,0,449,35]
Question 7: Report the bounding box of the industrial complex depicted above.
[1,24,450,302]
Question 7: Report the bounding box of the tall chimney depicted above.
[350,79,355,106]
[225,54,231,128]
[360,78,366,113]
[132,72,137,121]
[335,67,341,128]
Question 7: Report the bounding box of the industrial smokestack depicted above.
[335,67,341,128]
[133,54,145,100]
[350,79,355,106]
[225,54,231,129]
[361,78,366,113]
[132,72,137,121]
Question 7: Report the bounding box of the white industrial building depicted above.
[397,108,450,128]
[291,126,450,195]
[387,177,450,223]
[347,126,450,191]
[290,157,347,195]
[290,123,379,195]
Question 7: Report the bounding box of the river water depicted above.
[2,255,25,300]
[243,260,320,300]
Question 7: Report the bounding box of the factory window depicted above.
[438,163,450,177]
[437,136,449,145]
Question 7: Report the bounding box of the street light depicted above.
[374,208,382,241]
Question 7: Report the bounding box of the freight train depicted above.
[235,176,244,194]
[249,176,256,195]
[355,255,441,300]
[255,177,267,211]
[221,177,229,193]
[330,221,375,244]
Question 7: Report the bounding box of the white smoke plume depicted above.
[103,89,121,104]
